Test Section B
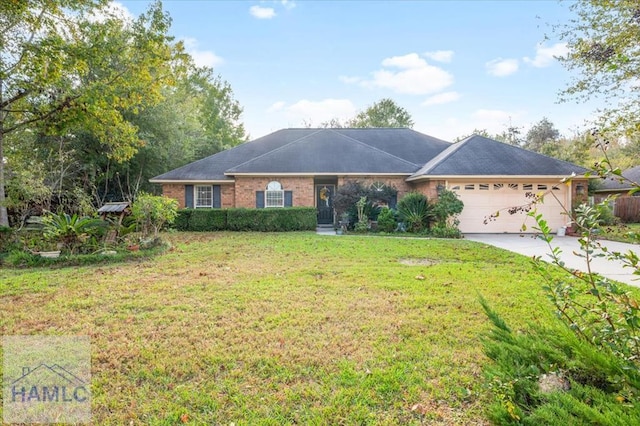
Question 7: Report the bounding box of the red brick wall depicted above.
[221,184,235,208]
[571,179,589,208]
[409,180,443,200]
[162,184,186,208]
[234,177,315,208]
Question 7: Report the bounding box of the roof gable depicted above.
[227,129,423,174]
[410,135,587,178]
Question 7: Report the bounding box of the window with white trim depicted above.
[195,185,213,208]
[265,181,284,208]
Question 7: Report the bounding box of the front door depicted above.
[316,185,335,225]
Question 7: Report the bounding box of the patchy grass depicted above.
[597,223,640,244]
[1,232,566,424]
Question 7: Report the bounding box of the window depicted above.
[523,184,533,191]
[552,185,561,191]
[479,184,489,190]
[508,183,518,190]
[195,185,212,208]
[537,184,547,190]
[265,181,284,208]
[451,185,460,190]
[493,183,504,190]
[464,184,475,190]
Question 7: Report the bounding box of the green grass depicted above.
[597,223,640,244]
[0,232,577,424]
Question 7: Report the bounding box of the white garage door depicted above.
[452,182,569,233]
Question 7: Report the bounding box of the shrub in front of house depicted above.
[397,192,433,233]
[173,209,192,231]
[189,209,227,231]
[376,207,398,233]
[227,207,316,231]
[173,208,317,232]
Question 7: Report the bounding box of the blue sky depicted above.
[118,0,601,142]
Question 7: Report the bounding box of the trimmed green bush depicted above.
[173,209,193,231]
[227,207,317,231]
[173,207,316,232]
[190,209,227,231]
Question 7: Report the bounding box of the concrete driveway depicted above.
[465,234,640,287]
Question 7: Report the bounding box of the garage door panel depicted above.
[452,183,568,233]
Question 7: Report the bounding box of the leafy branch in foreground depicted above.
[531,205,640,367]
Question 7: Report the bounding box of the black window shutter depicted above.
[284,191,293,207]
[256,191,265,208]
[185,185,194,208]
[213,185,221,208]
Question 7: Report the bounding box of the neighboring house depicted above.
[592,165,640,223]
[150,128,588,233]
[593,165,640,203]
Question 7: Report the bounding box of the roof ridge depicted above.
[226,129,325,172]
[409,136,471,178]
[328,128,424,168]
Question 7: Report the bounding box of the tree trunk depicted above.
[0,76,9,227]
[0,127,8,228]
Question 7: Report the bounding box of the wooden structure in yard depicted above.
[98,202,131,242]
[98,202,130,224]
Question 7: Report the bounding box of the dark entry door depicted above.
[316,185,335,225]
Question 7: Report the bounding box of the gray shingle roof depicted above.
[150,128,451,180]
[150,130,587,183]
[409,135,587,178]
[227,129,428,174]
[595,165,640,192]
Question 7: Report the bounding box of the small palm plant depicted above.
[42,212,106,254]
[397,192,432,233]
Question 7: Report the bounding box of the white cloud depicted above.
[250,5,277,19]
[382,53,427,69]
[267,101,286,112]
[485,58,519,77]
[421,91,461,106]
[349,52,453,95]
[424,50,454,63]
[523,42,568,68]
[281,0,296,10]
[271,99,357,124]
[183,38,224,68]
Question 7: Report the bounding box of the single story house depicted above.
[593,165,640,222]
[593,165,640,203]
[150,128,588,233]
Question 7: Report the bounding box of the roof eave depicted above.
[407,174,591,182]
[226,172,413,177]
[149,179,235,184]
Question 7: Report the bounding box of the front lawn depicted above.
[598,222,640,244]
[1,232,561,424]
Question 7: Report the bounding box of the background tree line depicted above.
[0,0,246,227]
